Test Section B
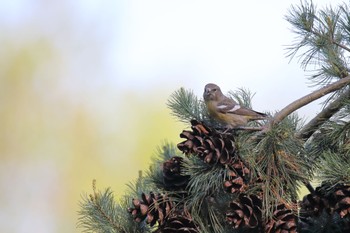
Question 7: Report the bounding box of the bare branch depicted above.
[271,76,350,127]
[296,88,350,139]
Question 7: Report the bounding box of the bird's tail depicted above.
[250,111,268,120]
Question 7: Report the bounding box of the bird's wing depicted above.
[217,102,241,113]
[217,100,266,118]
[216,98,239,113]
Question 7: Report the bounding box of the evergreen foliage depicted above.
[78,179,150,233]
[78,1,350,232]
[167,87,208,124]
[307,102,350,186]
[146,143,184,191]
[286,0,349,83]
[240,114,313,219]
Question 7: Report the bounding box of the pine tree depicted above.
[78,1,350,232]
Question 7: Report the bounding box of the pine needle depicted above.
[309,107,350,186]
[240,114,313,219]
[167,87,208,124]
[77,180,147,233]
[285,0,350,88]
[182,157,227,233]
[146,142,183,191]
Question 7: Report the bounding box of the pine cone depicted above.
[299,185,334,219]
[299,183,350,232]
[265,203,297,233]
[223,160,250,194]
[177,120,237,165]
[156,211,199,233]
[334,184,350,218]
[163,156,190,190]
[226,193,262,229]
[128,192,173,226]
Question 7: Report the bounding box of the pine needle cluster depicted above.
[307,102,350,187]
[167,87,209,124]
[286,0,350,85]
[240,114,313,218]
[78,179,150,233]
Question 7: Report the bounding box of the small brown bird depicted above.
[203,83,267,128]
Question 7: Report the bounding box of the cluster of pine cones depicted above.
[299,183,350,231]
[127,120,350,232]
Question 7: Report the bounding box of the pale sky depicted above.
[0,0,344,117]
[111,0,344,119]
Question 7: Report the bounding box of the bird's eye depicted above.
[212,88,217,92]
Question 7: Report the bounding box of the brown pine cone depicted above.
[128,192,173,226]
[334,184,350,218]
[299,185,334,218]
[299,183,350,231]
[226,193,263,229]
[265,203,297,233]
[177,120,237,165]
[163,156,190,190]
[223,161,250,194]
[156,211,200,233]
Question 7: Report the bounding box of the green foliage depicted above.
[307,103,350,186]
[240,113,313,218]
[124,172,156,201]
[78,180,148,233]
[228,87,255,109]
[146,142,183,191]
[181,157,229,233]
[167,87,209,124]
[286,0,350,86]
[317,150,350,186]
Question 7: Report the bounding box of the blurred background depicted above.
[0,0,342,232]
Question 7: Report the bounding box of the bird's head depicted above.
[203,83,222,101]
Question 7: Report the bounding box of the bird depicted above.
[203,83,267,129]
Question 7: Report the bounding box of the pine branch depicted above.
[308,115,350,186]
[297,87,350,139]
[240,114,313,219]
[333,39,350,53]
[227,87,255,109]
[286,1,350,84]
[167,87,208,124]
[270,75,350,127]
[308,12,350,54]
[78,180,133,233]
[182,157,228,233]
[236,126,265,131]
[317,150,350,186]
[146,142,188,192]
[125,170,155,198]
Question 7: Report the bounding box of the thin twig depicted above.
[310,26,350,53]
[333,40,350,53]
[236,126,265,131]
[304,182,315,194]
[90,180,120,231]
[94,200,120,231]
